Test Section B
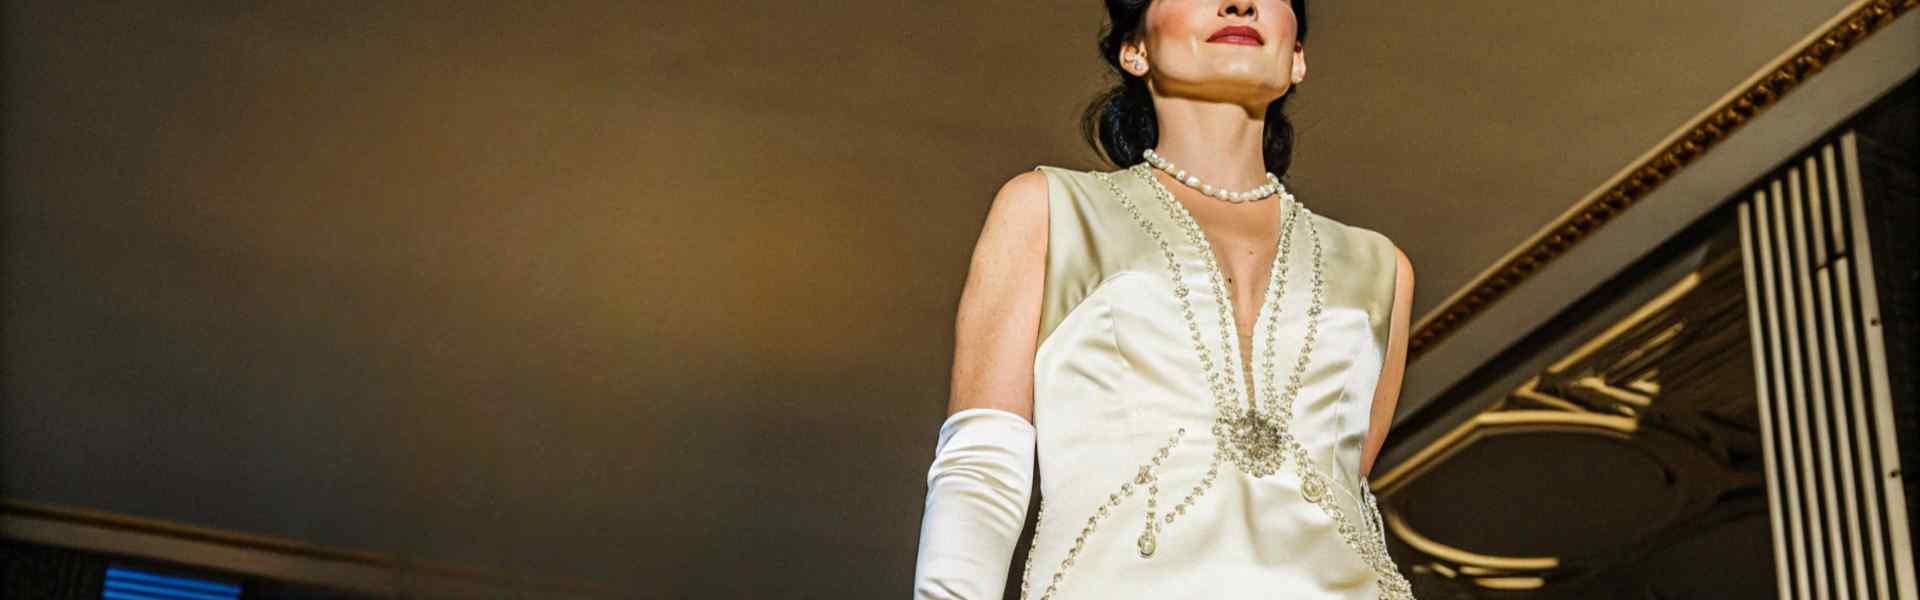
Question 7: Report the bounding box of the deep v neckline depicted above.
[1138,166,1290,403]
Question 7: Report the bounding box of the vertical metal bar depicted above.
[1839,132,1916,598]
[1804,152,1858,600]
[1833,258,1886,600]
[1794,159,1848,600]
[1783,167,1833,600]
[1761,179,1813,599]
[1742,199,1795,600]
[1820,141,1866,600]
[1809,146,1872,600]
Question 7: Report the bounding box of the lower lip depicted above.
[1208,35,1262,46]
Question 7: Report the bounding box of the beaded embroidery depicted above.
[1019,428,1185,600]
[1019,165,1414,599]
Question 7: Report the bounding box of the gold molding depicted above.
[1376,262,1701,490]
[1371,404,1639,493]
[1384,509,1561,573]
[1406,0,1918,364]
[1545,273,1699,374]
[1371,230,1770,591]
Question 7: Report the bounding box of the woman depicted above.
[914,1,1417,598]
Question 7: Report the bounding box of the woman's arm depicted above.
[1360,244,1414,483]
[947,169,1049,422]
[912,169,1050,599]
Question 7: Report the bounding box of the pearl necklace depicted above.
[1134,164,1416,599]
[1029,165,1418,600]
[1142,148,1286,203]
[1138,162,1321,481]
[1096,163,1326,558]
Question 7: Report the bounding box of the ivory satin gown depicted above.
[1018,164,1416,599]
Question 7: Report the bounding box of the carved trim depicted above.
[1407,0,1918,363]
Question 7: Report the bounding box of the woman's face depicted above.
[1123,0,1304,105]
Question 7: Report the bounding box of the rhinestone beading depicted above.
[1014,165,1416,599]
[1019,496,1044,599]
[1019,427,1185,600]
[1138,162,1417,599]
[1135,162,1311,480]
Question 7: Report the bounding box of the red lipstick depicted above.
[1207,25,1263,46]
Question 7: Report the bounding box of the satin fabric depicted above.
[1023,164,1401,599]
[913,407,1037,599]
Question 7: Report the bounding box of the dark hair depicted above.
[1081,0,1309,178]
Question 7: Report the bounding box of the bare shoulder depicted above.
[1378,231,1413,292]
[1388,236,1414,319]
[999,166,1061,214]
[945,168,1053,421]
[1392,241,1413,279]
[993,168,1052,224]
[972,169,1050,267]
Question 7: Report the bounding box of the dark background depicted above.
[0,1,1882,597]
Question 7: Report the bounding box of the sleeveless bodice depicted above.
[1021,164,1416,599]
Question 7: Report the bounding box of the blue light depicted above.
[103,565,241,600]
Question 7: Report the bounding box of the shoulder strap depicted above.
[1030,166,1109,350]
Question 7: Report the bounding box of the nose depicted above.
[1220,0,1256,19]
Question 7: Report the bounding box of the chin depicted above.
[1209,71,1287,91]
[1209,63,1280,80]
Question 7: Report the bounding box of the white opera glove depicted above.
[911,407,1037,599]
